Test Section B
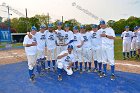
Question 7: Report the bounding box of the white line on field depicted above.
[116,63,140,68]
[0,54,25,59]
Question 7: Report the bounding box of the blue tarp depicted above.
[0,62,140,93]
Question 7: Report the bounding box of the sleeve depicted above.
[57,51,67,57]
[121,32,124,38]
[23,35,28,45]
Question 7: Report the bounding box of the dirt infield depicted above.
[0,49,140,74]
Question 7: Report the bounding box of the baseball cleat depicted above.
[98,71,103,78]
[58,75,62,81]
[102,72,107,77]
[88,69,92,73]
[80,69,83,74]
[74,68,78,71]
[111,74,115,80]
[93,68,98,72]
[47,67,50,72]
[30,74,35,83]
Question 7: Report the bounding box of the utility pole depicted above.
[62,16,63,23]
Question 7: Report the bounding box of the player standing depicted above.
[72,26,84,71]
[80,25,92,73]
[57,45,75,81]
[90,24,102,73]
[23,26,37,82]
[136,26,140,60]
[45,24,57,71]
[130,26,138,58]
[121,26,133,60]
[99,20,116,80]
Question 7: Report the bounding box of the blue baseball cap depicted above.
[67,45,73,49]
[40,24,46,29]
[134,26,138,30]
[57,22,62,26]
[91,24,98,28]
[99,20,106,25]
[65,24,70,28]
[125,26,129,28]
[31,26,37,31]
[80,25,85,29]
[73,26,78,30]
[48,24,53,28]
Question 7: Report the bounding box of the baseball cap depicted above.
[134,26,138,30]
[67,45,73,49]
[91,24,98,28]
[73,26,78,30]
[48,23,53,28]
[40,24,46,29]
[80,25,85,29]
[57,22,62,26]
[125,26,129,28]
[31,26,37,31]
[99,20,106,25]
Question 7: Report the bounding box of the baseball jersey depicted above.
[64,31,74,44]
[81,32,92,48]
[55,29,66,45]
[23,35,37,55]
[57,50,75,64]
[99,28,115,47]
[90,30,102,48]
[72,33,84,48]
[121,31,133,42]
[46,30,57,50]
[132,32,137,43]
[35,32,46,51]
[136,31,140,42]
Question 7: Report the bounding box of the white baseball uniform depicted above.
[46,30,57,61]
[63,30,74,50]
[131,32,137,50]
[23,35,37,70]
[35,32,46,59]
[90,30,102,63]
[81,32,92,62]
[99,27,115,65]
[72,33,84,62]
[121,31,133,52]
[57,50,75,75]
[136,30,140,49]
[55,29,66,55]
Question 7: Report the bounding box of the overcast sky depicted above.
[0,0,140,24]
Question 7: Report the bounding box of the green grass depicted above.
[114,37,123,60]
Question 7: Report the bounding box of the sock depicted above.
[123,52,126,58]
[29,68,34,78]
[127,52,129,58]
[80,62,82,69]
[47,60,51,68]
[57,68,62,75]
[52,60,55,67]
[103,64,107,74]
[94,60,98,69]
[36,59,41,74]
[98,63,102,71]
[89,62,91,69]
[85,62,87,69]
[111,65,115,75]
[130,51,133,57]
[75,61,78,68]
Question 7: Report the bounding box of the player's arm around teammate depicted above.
[23,26,37,82]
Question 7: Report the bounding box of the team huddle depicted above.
[23,20,116,82]
[121,26,140,60]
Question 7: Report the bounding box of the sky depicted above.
[0,0,140,24]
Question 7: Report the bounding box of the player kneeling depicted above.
[57,45,75,81]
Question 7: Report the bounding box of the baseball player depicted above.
[45,24,57,71]
[55,22,66,55]
[121,26,133,60]
[80,25,92,73]
[130,26,138,57]
[57,45,75,81]
[90,24,102,73]
[34,24,47,76]
[72,26,84,71]
[23,26,37,82]
[136,26,140,60]
[99,20,116,80]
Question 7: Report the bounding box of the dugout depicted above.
[11,33,26,43]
